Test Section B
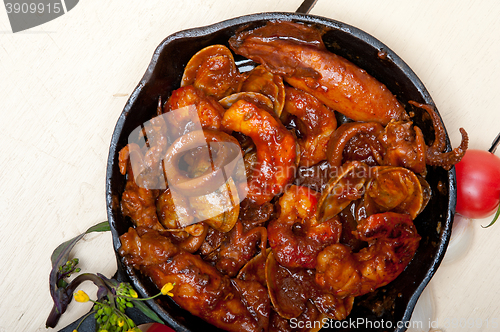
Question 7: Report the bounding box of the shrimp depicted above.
[315,212,421,298]
[282,87,337,167]
[163,85,226,140]
[229,21,408,125]
[222,99,296,205]
[267,185,341,269]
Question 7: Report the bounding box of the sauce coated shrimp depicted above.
[282,86,337,167]
[268,185,341,269]
[222,99,296,205]
[315,212,421,298]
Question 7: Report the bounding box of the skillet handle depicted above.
[296,0,318,14]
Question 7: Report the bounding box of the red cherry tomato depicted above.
[145,323,176,332]
[455,149,500,219]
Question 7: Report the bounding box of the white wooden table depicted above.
[1,1,499,331]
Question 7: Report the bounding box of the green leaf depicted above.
[133,300,164,324]
[86,221,112,233]
[50,221,110,267]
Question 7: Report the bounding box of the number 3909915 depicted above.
[5,2,62,14]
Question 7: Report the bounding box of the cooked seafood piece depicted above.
[282,86,337,167]
[316,161,369,223]
[156,187,193,229]
[188,178,240,232]
[229,21,408,125]
[379,120,427,174]
[237,248,271,288]
[181,44,243,99]
[162,129,242,197]
[119,144,164,231]
[315,212,421,298]
[268,185,341,269]
[219,91,274,112]
[119,227,270,332]
[327,122,385,169]
[363,166,425,220]
[240,65,286,116]
[164,85,226,139]
[265,251,354,321]
[222,99,296,205]
[328,112,468,174]
[214,221,267,277]
[409,101,468,170]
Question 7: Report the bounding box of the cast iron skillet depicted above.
[106,12,456,332]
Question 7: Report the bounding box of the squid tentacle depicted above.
[409,101,469,170]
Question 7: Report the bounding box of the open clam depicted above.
[240,65,285,116]
[266,251,311,319]
[189,177,240,232]
[316,161,369,223]
[181,44,243,99]
[363,166,426,220]
[317,162,428,223]
[219,91,274,112]
[237,248,271,286]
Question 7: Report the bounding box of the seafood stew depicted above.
[107,13,463,332]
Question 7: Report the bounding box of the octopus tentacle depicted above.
[326,122,385,169]
[409,101,469,170]
[427,127,469,170]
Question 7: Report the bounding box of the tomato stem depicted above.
[482,203,500,228]
[488,132,500,154]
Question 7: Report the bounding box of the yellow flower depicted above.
[161,282,175,297]
[118,318,125,327]
[74,290,90,303]
[129,289,138,298]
